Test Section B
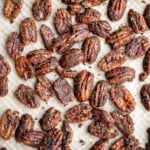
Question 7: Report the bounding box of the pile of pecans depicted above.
[0,0,149,149]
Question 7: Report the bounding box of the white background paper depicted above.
[0,0,149,149]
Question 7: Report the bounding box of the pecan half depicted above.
[67,4,82,16]
[110,84,136,113]
[144,4,150,29]
[74,70,94,102]
[90,140,108,150]
[82,0,106,8]
[0,77,8,97]
[62,0,82,4]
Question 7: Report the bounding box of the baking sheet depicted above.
[0,0,150,149]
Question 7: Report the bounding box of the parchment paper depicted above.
[0,0,149,149]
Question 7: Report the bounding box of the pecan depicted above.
[0,77,8,97]
[32,0,51,21]
[111,111,134,135]
[35,57,58,76]
[89,21,112,38]
[40,25,54,51]
[53,33,74,54]
[90,140,108,150]
[0,109,19,140]
[88,121,118,139]
[59,49,84,69]
[14,84,40,108]
[99,49,127,72]
[90,80,108,108]
[140,83,150,111]
[27,49,52,66]
[82,36,100,64]
[76,8,101,24]
[67,4,82,16]
[15,56,35,80]
[106,26,135,48]
[20,17,37,46]
[140,49,150,81]
[144,4,150,29]
[62,0,82,3]
[107,0,127,21]
[0,55,11,79]
[22,131,45,147]
[4,0,23,22]
[110,135,140,150]
[40,107,61,131]
[6,32,24,60]
[39,128,63,150]
[65,103,92,123]
[74,70,94,102]
[126,36,150,59]
[105,66,135,84]
[54,8,72,35]
[53,78,74,106]
[128,9,147,33]
[92,108,114,124]
[71,23,90,43]
[61,121,73,150]
[82,0,106,8]
[35,76,54,101]
[56,67,78,78]
[110,84,136,113]
[15,114,34,142]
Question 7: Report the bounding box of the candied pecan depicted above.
[14,84,40,108]
[71,23,90,43]
[106,26,135,48]
[27,49,51,66]
[144,4,150,29]
[56,67,78,78]
[67,4,82,16]
[105,66,135,84]
[140,83,150,111]
[54,78,74,106]
[0,147,7,150]
[32,0,51,21]
[62,0,82,3]
[90,81,108,108]
[126,36,150,59]
[140,49,150,81]
[6,32,24,60]
[74,70,94,102]
[110,84,136,113]
[0,109,19,140]
[20,17,37,46]
[90,140,108,150]
[0,55,11,79]
[61,121,73,150]
[15,114,34,142]
[40,107,61,131]
[35,76,53,101]
[99,49,128,72]
[65,103,92,123]
[88,121,118,139]
[35,57,58,76]
[59,49,84,69]
[0,77,8,97]
[107,0,127,21]
[3,0,23,22]
[89,21,112,38]
[82,36,100,64]
[15,56,35,80]
[110,135,140,150]
[53,33,74,54]
[76,8,101,24]
[82,0,106,8]
[147,128,150,143]
[111,111,134,135]
[40,25,54,51]
[128,9,147,33]
[54,8,72,35]
[39,128,63,150]
[92,108,114,124]
[22,131,45,147]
